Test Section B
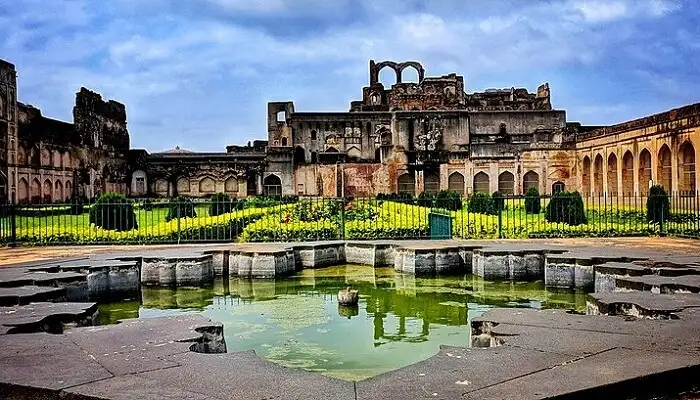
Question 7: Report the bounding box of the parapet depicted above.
[75,87,126,122]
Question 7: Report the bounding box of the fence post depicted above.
[177,202,182,244]
[497,207,503,239]
[10,203,16,247]
[339,198,345,240]
[659,199,666,236]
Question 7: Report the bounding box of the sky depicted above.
[1,0,698,152]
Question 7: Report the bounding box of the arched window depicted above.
[378,65,399,87]
[199,177,216,194]
[424,173,440,194]
[639,149,652,195]
[311,130,317,140]
[448,172,465,195]
[582,156,591,194]
[401,65,420,83]
[498,171,515,195]
[552,181,565,194]
[281,137,288,147]
[397,173,415,195]
[30,147,40,168]
[679,141,696,193]
[523,171,540,192]
[294,146,306,164]
[263,174,282,197]
[177,178,191,193]
[593,154,604,194]
[607,153,618,197]
[374,148,381,163]
[657,145,672,191]
[473,172,490,194]
[622,151,634,195]
[276,111,285,122]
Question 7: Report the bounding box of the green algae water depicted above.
[98,265,587,381]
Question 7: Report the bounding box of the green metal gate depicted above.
[429,211,452,239]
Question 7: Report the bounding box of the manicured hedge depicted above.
[89,193,138,232]
[165,196,197,222]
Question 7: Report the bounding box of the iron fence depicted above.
[0,192,697,245]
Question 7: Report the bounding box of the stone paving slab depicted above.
[0,285,65,306]
[0,302,97,334]
[62,375,214,400]
[617,274,700,293]
[588,292,700,317]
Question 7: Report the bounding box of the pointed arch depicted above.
[639,149,652,195]
[657,144,672,191]
[293,146,306,164]
[622,151,634,195]
[424,172,440,194]
[177,178,191,194]
[18,178,28,203]
[65,180,73,199]
[498,171,515,195]
[263,174,282,196]
[198,177,216,194]
[607,152,618,197]
[582,156,591,195]
[397,173,415,195]
[593,154,604,194]
[224,176,239,194]
[448,172,465,195]
[473,172,490,194]
[552,181,565,194]
[30,178,41,203]
[523,170,540,193]
[55,180,64,201]
[679,141,696,193]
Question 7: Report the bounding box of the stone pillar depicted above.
[671,143,679,194]
[633,149,640,197]
[602,150,609,198]
[415,170,424,196]
[257,174,263,196]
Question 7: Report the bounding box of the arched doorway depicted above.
[593,154,604,194]
[607,153,618,197]
[293,146,306,164]
[523,171,539,193]
[582,156,591,195]
[448,172,465,195]
[552,181,565,193]
[622,151,634,195]
[473,172,490,194]
[498,171,515,195]
[679,141,696,193]
[247,173,258,196]
[263,175,282,196]
[397,173,415,195]
[658,144,672,191]
[424,172,440,194]
[639,149,652,195]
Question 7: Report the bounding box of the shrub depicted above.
[434,190,462,211]
[545,191,587,226]
[377,192,415,205]
[468,192,494,215]
[88,193,138,231]
[416,191,435,208]
[524,187,541,214]
[646,184,670,224]
[166,196,197,221]
[492,191,505,213]
[210,193,234,216]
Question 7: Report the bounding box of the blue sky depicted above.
[1,0,698,152]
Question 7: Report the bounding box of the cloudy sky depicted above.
[1,0,698,152]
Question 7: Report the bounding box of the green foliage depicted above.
[524,187,541,214]
[209,193,238,216]
[545,191,587,226]
[376,192,415,205]
[165,196,197,222]
[646,184,670,224]
[468,192,495,215]
[245,195,299,208]
[292,199,342,222]
[88,193,138,232]
[344,200,378,221]
[435,190,462,211]
[492,191,505,212]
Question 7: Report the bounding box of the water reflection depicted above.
[98,265,586,380]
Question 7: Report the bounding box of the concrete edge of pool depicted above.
[1,239,700,399]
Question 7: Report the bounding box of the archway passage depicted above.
[523,171,539,193]
[473,172,490,194]
[263,175,282,197]
[622,151,634,196]
[582,156,591,195]
[679,141,696,193]
[448,172,465,196]
[639,149,652,196]
[593,154,604,195]
[424,173,440,195]
[294,146,306,165]
[498,171,515,196]
[397,173,415,195]
[658,145,672,191]
[607,153,618,197]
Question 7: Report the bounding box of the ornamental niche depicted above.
[415,117,443,151]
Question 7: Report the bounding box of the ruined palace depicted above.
[0,58,697,203]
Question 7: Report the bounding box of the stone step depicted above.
[0,286,66,306]
[0,271,86,288]
[587,291,700,319]
[0,302,98,334]
[616,274,700,294]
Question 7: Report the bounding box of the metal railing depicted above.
[0,191,697,245]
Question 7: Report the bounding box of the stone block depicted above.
[545,258,576,288]
[524,253,544,279]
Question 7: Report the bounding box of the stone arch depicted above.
[0,174,6,202]
[622,151,634,195]
[523,170,540,193]
[18,178,28,203]
[607,152,618,197]
[52,150,61,167]
[657,144,672,191]
[311,151,318,163]
[326,146,339,153]
[400,64,421,83]
[30,178,40,203]
[424,172,440,194]
[41,148,51,166]
[498,171,515,195]
[177,177,191,194]
[247,173,258,196]
[55,180,64,201]
[263,174,282,196]
[154,179,169,196]
[374,148,381,163]
[398,61,425,83]
[224,176,239,194]
[582,156,591,194]
[65,180,72,199]
[29,146,40,168]
[63,152,71,168]
[639,149,652,195]
[473,171,490,194]
[448,172,465,195]
[131,170,147,196]
[198,177,216,194]
[679,141,696,193]
[552,181,565,193]
[593,154,604,194]
[311,130,317,140]
[397,173,415,195]
[17,146,26,166]
[347,146,361,161]
[281,137,288,147]
[294,146,306,164]
[373,61,400,85]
